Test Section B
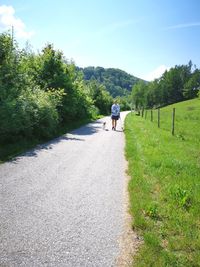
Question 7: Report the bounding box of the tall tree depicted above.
[131,81,147,109]
[0,33,23,100]
[88,80,113,115]
[183,69,200,99]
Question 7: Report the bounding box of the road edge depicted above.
[115,139,143,266]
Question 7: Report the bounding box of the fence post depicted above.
[158,108,160,128]
[172,108,175,135]
[151,109,153,122]
[145,110,147,119]
[142,108,144,117]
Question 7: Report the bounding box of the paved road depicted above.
[0,112,129,267]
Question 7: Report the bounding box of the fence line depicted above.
[137,107,176,136]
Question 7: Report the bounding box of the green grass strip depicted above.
[125,100,200,267]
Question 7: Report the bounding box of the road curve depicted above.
[0,112,129,267]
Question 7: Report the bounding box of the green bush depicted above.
[0,87,63,143]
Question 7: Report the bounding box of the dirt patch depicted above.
[115,159,143,266]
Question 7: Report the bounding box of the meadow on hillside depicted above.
[147,98,200,142]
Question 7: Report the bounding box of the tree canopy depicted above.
[131,61,200,110]
[78,66,144,97]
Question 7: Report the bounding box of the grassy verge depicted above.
[125,99,200,266]
[0,117,96,163]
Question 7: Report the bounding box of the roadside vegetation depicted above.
[0,32,131,162]
[125,98,200,266]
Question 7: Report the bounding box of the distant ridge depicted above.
[78,66,146,97]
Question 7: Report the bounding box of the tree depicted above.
[0,33,64,144]
[183,69,200,99]
[0,33,23,100]
[160,63,192,104]
[34,44,71,91]
[131,81,147,110]
[87,80,113,115]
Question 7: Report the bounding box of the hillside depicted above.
[78,66,144,97]
[153,98,200,139]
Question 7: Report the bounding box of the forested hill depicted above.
[78,66,144,97]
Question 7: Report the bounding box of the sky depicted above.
[0,0,200,81]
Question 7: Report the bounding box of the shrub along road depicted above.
[0,112,131,267]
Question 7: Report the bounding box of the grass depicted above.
[125,98,200,267]
[146,98,200,142]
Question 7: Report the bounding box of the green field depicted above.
[125,98,200,266]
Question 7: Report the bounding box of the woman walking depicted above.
[111,100,120,130]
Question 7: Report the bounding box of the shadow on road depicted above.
[10,135,85,163]
[10,122,102,163]
[71,121,102,136]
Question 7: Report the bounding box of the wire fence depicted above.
[133,105,200,149]
[136,107,176,136]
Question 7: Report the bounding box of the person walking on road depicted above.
[111,100,120,130]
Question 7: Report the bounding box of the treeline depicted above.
[0,32,116,146]
[132,61,200,109]
[79,66,143,97]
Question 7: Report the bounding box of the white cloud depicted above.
[0,5,34,39]
[165,22,200,30]
[144,65,170,81]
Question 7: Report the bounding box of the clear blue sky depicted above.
[1,0,200,81]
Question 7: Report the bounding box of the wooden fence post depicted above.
[158,108,160,128]
[142,108,144,117]
[151,109,153,122]
[172,108,175,135]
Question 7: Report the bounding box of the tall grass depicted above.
[125,99,200,266]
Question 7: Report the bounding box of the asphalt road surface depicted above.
[0,112,129,267]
